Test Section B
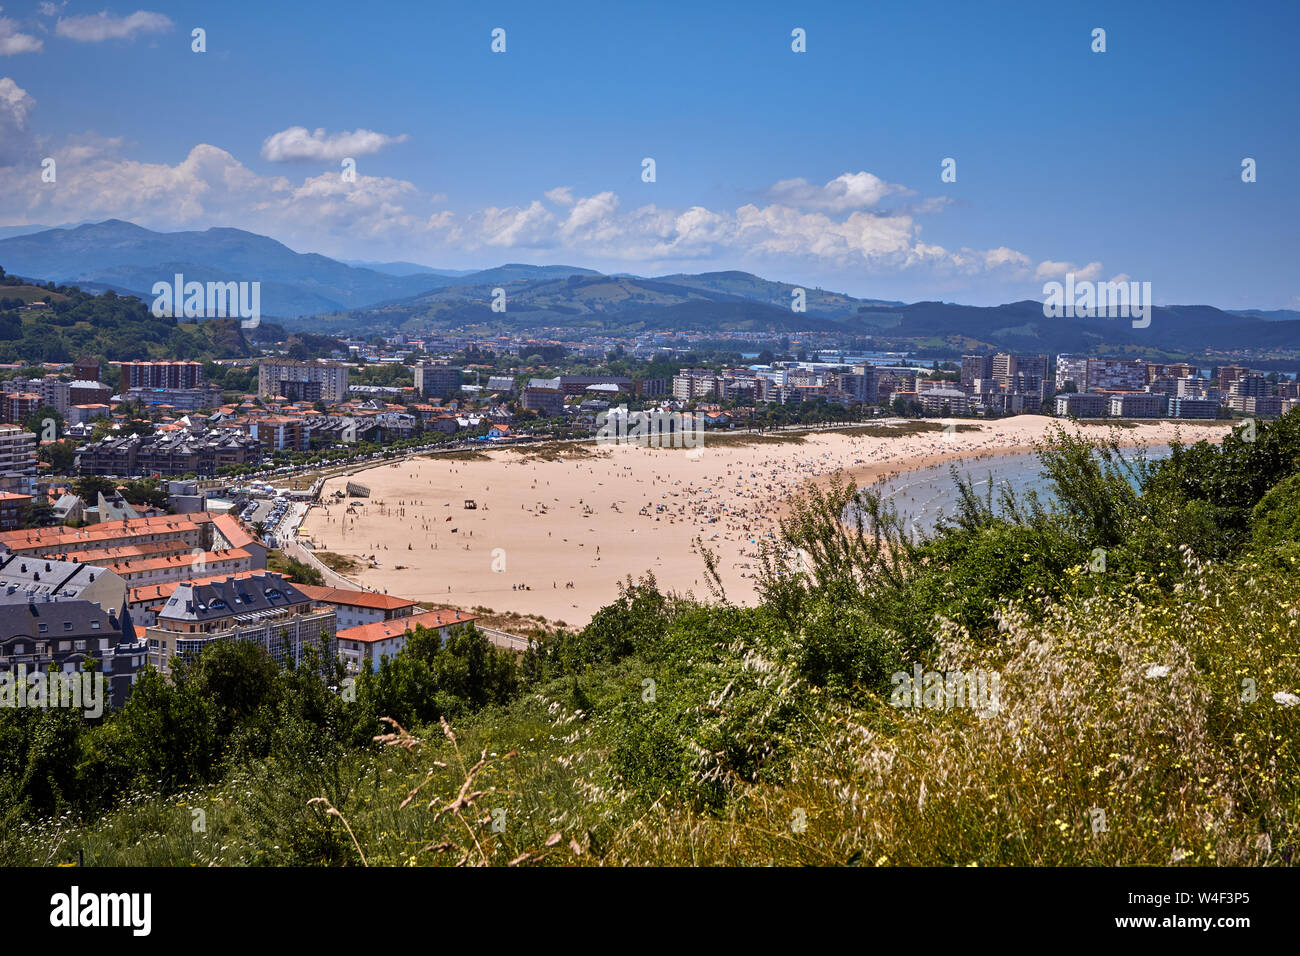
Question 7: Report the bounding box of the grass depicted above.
[8,545,1295,867]
[507,441,595,462]
[314,551,364,575]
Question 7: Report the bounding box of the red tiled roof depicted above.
[296,584,418,611]
[336,608,477,644]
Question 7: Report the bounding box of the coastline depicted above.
[294,416,1231,626]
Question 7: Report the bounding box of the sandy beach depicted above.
[296,416,1230,625]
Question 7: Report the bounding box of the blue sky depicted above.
[0,0,1296,308]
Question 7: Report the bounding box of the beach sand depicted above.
[296,416,1230,626]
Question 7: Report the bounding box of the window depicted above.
[63,622,73,631]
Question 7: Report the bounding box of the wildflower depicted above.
[1272,692,1299,708]
[1144,664,1171,679]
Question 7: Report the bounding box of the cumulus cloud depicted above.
[56,10,172,42]
[0,16,42,54]
[260,126,409,163]
[1036,259,1103,281]
[38,2,68,16]
[0,77,35,162]
[766,171,910,212]
[0,115,1080,285]
[544,186,575,206]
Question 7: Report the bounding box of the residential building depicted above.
[1054,393,1108,418]
[414,362,463,400]
[961,354,995,388]
[294,585,418,630]
[258,360,349,403]
[917,387,970,415]
[0,425,36,495]
[335,608,477,674]
[521,386,565,416]
[143,572,337,678]
[1108,392,1167,418]
[119,361,205,392]
[0,492,32,530]
[0,552,142,706]
[1169,397,1220,419]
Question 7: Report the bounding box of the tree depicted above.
[23,499,57,528]
[23,405,64,439]
[73,475,115,503]
[36,439,76,474]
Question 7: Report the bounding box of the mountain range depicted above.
[1,220,1298,360]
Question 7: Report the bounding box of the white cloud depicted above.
[983,247,1032,272]
[0,16,42,54]
[0,76,34,162]
[56,10,172,42]
[766,171,909,212]
[260,126,409,163]
[0,121,1084,287]
[473,201,557,248]
[1035,259,1103,281]
[38,2,68,16]
[544,186,575,206]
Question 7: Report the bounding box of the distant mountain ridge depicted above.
[2,220,1298,359]
[0,221,452,317]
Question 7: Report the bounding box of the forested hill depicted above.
[0,269,255,364]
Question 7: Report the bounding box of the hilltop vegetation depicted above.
[2,415,1299,866]
[0,270,254,363]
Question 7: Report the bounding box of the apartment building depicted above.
[0,512,261,570]
[0,552,143,706]
[961,354,995,388]
[3,376,71,415]
[521,385,565,416]
[1229,374,1272,399]
[992,353,1048,390]
[0,425,36,495]
[144,572,336,678]
[68,380,113,406]
[119,360,205,392]
[413,362,463,400]
[76,430,262,477]
[917,387,970,415]
[1216,365,1250,391]
[1108,392,1167,418]
[1055,357,1147,392]
[335,608,477,674]
[127,568,265,628]
[294,585,418,630]
[258,360,349,403]
[1168,397,1220,419]
[125,385,224,411]
[1054,393,1108,418]
[1226,395,1284,417]
[0,492,32,530]
[2,392,41,426]
[672,370,719,400]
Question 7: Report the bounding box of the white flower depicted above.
[1145,664,1171,679]
[1272,691,1299,708]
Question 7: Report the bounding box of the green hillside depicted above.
[0,271,254,363]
